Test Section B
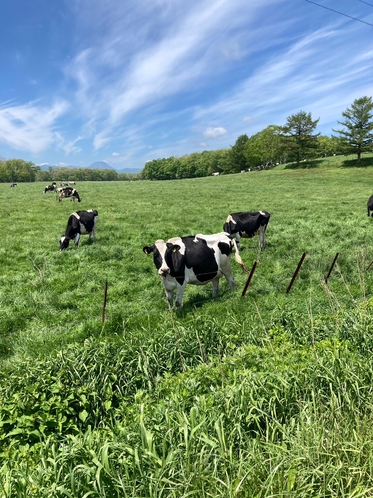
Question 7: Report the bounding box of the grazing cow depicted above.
[368,195,373,216]
[223,211,270,250]
[10,183,17,187]
[44,182,57,193]
[57,187,82,203]
[59,210,98,250]
[68,181,76,185]
[143,232,245,308]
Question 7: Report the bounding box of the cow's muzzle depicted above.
[158,268,170,277]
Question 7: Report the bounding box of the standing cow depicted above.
[223,211,270,250]
[143,232,245,308]
[57,187,82,203]
[59,210,98,250]
[367,195,373,216]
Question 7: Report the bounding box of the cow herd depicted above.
[13,182,373,308]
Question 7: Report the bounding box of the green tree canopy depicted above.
[332,96,373,163]
[0,159,37,183]
[280,111,320,165]
[230,134,249,172]
[243,125,284,169]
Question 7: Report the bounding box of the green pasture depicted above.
[2,159,373,496]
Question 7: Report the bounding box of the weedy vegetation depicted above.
[2,155,373,496]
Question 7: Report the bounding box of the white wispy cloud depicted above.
[0,100,69,153]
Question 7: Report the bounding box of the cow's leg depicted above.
[235,233,241,250]
[258,226,266,250]
[211,277,220,298]
[222,272,235,291]
[175,283,187,308]
[74,233,81,246]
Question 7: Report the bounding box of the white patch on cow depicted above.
[259,210,266,216]
[72,212,80,220]
[226,214,237,226]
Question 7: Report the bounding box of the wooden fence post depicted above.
[241,261,258,297]
[325,253,339,283]
[286,252,307,294]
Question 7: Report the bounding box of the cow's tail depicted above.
[231,238,249,275]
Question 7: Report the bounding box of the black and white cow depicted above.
[10,183,17,187]
[44,182,57,193]
[223,211,270,250]
[57,187,82,203]
[59,210,98,250]
[143,232,245,308]
[367,195,373,216]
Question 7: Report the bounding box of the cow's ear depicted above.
[167,243,180,253]
[143,245,154,255]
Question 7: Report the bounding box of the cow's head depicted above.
[143,240,184,277]
[59,236,70,251]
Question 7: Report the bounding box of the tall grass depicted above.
[2,159,373,495]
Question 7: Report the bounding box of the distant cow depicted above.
[60,181,69,187]
[44,182,57,193]
[10,183,17,187]
[59,210,98,250]
[368,195,373,216]
[223,211,270,250]
[57,187,82,203]
[143,232,245,308]
[68,181,76,185]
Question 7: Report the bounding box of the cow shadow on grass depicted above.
[284,159,323,169]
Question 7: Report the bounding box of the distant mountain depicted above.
[88,161,114,170]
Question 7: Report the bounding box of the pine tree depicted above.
[333,96,373,163]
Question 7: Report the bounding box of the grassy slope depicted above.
[2,156,373,495]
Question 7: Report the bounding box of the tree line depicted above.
[1,96,373,183]
[0,162,139,184]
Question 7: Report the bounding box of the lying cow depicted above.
[59,210,98,250]
[143,232,245,308]
[368,195,373,216]
[44,183,57,193]
[57,187,82,203]
[223,211,270,250]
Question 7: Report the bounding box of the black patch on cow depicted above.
[178,236,218,283]
[218,240,232,257]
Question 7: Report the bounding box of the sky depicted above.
[1,0,373,172]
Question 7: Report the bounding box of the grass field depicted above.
[2,156,373,496]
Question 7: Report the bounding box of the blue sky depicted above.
[1,0,373,171]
